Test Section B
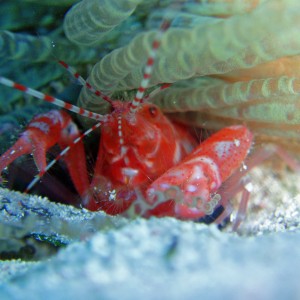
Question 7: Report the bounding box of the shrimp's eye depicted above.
[148,106,159,118]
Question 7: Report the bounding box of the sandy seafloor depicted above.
[1,220,300,300]
[0,166,300,300]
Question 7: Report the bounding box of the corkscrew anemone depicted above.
[63,0,300,149]
[3,0,300,148]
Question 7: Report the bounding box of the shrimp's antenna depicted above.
[58,60,114,106]
[143,83,172,102]
[0,76,108,122]
[129,19,171,114]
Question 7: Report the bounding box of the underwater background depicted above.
[1,1,300,299]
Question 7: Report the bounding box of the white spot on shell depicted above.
[234,139,240,147]
[122,168,138,178]
[210,182,216,190]
[160,183,171,190]
[144,160,153,168]
[28,122,50,134]
[242,162,248,170]
[173,141,181,164]
[191,165,204,181]
[186,184,197,192]
[108,190,116,201]
[214,141,233,159]
[245,182,253,192]
[184,156,222,189]
[47,110,62,124]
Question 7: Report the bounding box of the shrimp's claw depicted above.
[0,110,90,197]
[0,134,34,184]
[0,110,67,176]
[146,126,253,219]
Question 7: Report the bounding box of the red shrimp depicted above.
[0,75,253,221]
[0,18,253,223]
